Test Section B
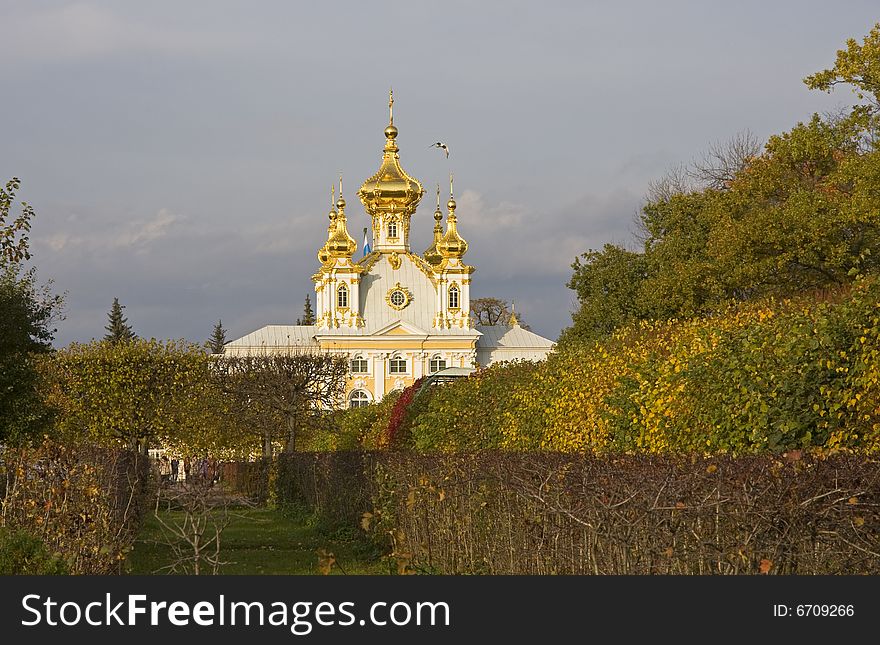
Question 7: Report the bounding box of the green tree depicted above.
[1,178,33,264]
[296,294,316,325]
[559,244,649,345]
[45,339,215,452]
[561,24,880,345]
[0,178,64,444]
[206,319,227,354]
[804,22,880,116]
[104,297,135,343]
[215,352,348,456]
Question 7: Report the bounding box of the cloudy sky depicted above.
[2,1,877,346]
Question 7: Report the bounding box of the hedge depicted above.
[278,451,880,574]
[0,440,151,574]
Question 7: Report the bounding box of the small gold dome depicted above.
[326,199,356,259]
[424,187,445,266]
[437,198,468,260]
[317,206,337,265]
[384,124,398,139]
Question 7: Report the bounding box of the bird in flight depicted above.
[430,142,450,158]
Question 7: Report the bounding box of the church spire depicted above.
[317,185,337,265]
[424,184,444,266]
[357,91,424,254]
[327,177,356,260]
[437,173,468,260]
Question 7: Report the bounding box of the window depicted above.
[350,356,368,373]
[390,290,405,307]
[388,222,398,239]
[430,355,447,373]
[349,390,370,409]
[389,355,407,374]
[448,285,460,309]
[337,283,348,308]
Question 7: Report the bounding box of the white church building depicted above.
[225,93,554,408]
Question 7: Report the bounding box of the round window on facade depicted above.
[386,284,411,310]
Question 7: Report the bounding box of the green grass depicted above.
[126,506,387,575]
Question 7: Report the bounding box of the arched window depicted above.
[448,284,460,310]
[389,354,407,374]
[429,354,447,374]
[337,283,348,308]
[349,390,370,409]
[388,221,398,239]
[350,355,368,374]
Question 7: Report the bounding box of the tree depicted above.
[206,319,227,354]
[296,294,316,325]
[1,178,33,264]
[804,23,880,112]
[561,25,880,345]
[45,339,215,452]
[215,351,348,456]
[104,297,136,343]
[558,244,649,345]
[470,297,510,326]
[0,178,64,444]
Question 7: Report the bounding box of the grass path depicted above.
[126,507,386,575]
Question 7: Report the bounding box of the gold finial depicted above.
[337,174,346,210]
[330,185,336,210]
[449,172,454,198]
[389,87,394,125]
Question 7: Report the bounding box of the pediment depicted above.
[373,320,430,337]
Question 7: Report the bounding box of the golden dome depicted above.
[326,195,356,259]
[357,90,424,218]
[423,185,444,266]
[437,179,468,260]
[317,191,337,265]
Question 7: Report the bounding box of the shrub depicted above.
[0,527,68,575]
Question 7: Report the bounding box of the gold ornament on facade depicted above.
[388,251,401,270]
[385,282,412,310]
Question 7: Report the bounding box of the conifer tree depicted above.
[207,319,227,354]
[296,294,316,325]
[104,297,135,343]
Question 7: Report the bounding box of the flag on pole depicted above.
[362,228,372,256]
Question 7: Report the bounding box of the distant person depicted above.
[159,456,171,484]
[183,457,191,482]
[171,458,179,483]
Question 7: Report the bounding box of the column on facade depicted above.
[373,353,385,400]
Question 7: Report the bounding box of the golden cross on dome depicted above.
[388,88,394,125]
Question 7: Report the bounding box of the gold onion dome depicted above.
[317,187,337,265]
[327,186,356,259]
[357,90,424,218]
[437,178,468,260]
[423,185,444,266]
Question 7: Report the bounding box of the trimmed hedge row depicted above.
[277,451,880,574]
[380,277,880,454]
[0,440,151,574]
